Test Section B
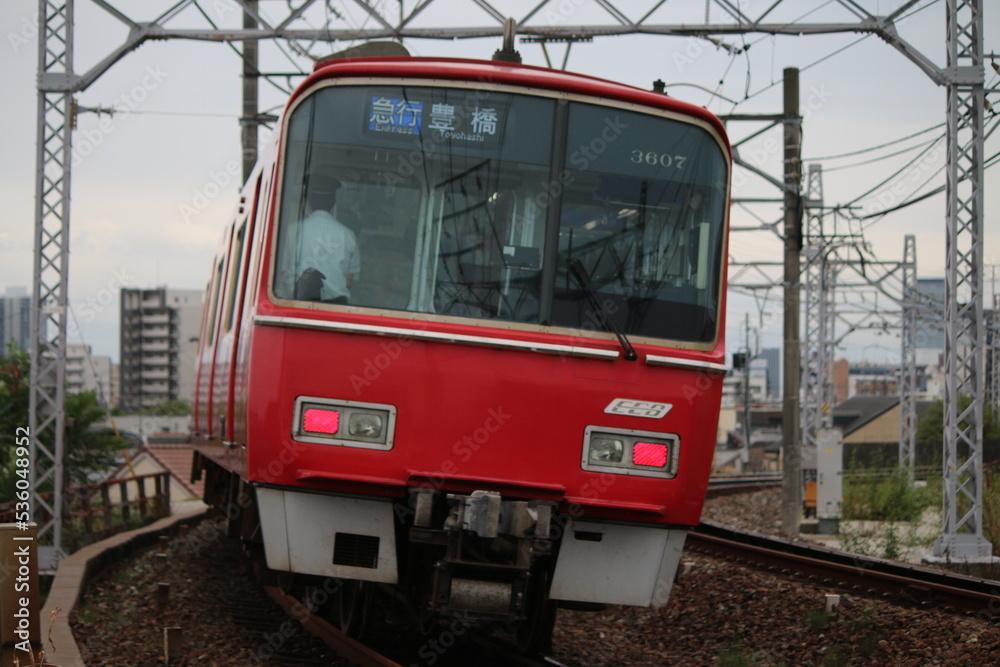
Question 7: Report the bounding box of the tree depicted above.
[135,398,192,416]
[0,345,31,503]
[917,396,1000,464]
[0,343,122,504]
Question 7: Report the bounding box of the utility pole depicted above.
[743,312,752,470]
[241,1,258,183]
[781,68,803,536]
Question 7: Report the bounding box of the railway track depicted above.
[706,472,783,496]
[69,497,999,664]
[263,581,567,667]
[689,520,1000,617]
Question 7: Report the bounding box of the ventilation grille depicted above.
[333,533,380,569]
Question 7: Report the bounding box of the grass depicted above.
[805,608,835,629]
[714,604,884,666]
[717,636,772,667]
[984,464,999,550]
[837,467,940,560]
[841,468,938,523]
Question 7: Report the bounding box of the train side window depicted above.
[206,258,224,345]
[195,277,213,349]
[223,222,247,333]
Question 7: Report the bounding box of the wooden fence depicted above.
[0,472,171,549]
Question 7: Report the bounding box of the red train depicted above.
[193,44,731,651]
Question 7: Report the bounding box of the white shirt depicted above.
[280,209,360,301]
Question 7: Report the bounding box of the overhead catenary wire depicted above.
[852,145,1000,223]
[842,134,946,207]
[805,123,945,162]
[728,0,939,112]
[816,136,942,173]
[846,114,1000,224]
[193,0,293,96]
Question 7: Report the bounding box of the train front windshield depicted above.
[273,83,728,344]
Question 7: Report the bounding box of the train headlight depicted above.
[349,412,384,438]
[582,426,678,478]
[294,397,396,450]
[589,437,624,463]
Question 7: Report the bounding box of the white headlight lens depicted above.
[590,437,624,462]
[349,412,384,438]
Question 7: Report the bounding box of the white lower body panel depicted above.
[256,486,398,583]
[549,519,686,607]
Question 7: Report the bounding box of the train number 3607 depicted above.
[630,150,687,169]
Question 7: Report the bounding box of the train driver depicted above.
[279,174,361,305]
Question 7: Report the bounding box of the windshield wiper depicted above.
[569,258,638,361]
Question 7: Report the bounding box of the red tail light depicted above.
[632,442,668,467]
[304,408,340,434]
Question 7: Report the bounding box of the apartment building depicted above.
[119,287,202,411]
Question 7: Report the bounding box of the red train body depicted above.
[193,53,731,647]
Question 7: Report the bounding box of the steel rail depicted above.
[263,585,405,667]
[706,472,783,497]
[688,521,1000,616]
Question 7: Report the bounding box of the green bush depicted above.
[841,468,937,522]
[985,464,999,550]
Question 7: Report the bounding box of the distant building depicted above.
[66,343,114,406]
[833,358,850,403]
[119,287,202,412]
[722,364,769,408]
[110,363,121,410]
[832,396,942,468]
[1,286,31,355]
[848,364,898,398]
[759,347,781,399]
[915,278,945,366]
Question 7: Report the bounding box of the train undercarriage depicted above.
[196,456,562,652]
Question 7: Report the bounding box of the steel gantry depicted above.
[899,235,920,476]
[29,0,992,567]
[801,165,837,465]
[30,0,75,570]
[933,0,991,561]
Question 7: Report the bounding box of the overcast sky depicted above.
[0,0,997,363]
